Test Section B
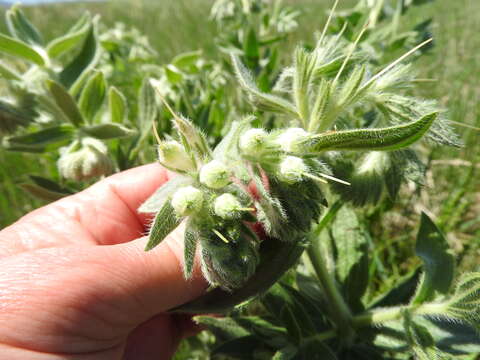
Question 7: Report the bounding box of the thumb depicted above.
[104,223,207,316]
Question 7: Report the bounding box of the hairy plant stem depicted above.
[306,201,355,342]
[313,302,449,342]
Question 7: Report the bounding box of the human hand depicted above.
[0,164,207,360]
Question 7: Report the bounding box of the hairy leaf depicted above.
[46,80,84,127]
[59,19,100,89]
[0,33,45,65]
[144,201,180,251]
[2,125,74,152]
[231,54,298,117]
[82,123,135,140]
[46,14,91,58]
[78,71,106,121]
[108,86,127,124]
[303,112,438,153]
[6,4,44,46]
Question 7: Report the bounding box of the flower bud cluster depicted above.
[57,137,113,181]
[157,140,196,172]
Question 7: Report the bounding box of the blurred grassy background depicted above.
[1,0,479,265]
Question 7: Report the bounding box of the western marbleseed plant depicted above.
[142,29,449,296]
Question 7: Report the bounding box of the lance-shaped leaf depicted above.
[231,54,298,117]
[171,50,201,71]
[0,33,45,66]
[108,86,127,123]
[78,71,106,121]
[6,4,44,46]
[47,13,91,58]
[303,112,438,153]
[59,18,100,89]
[82,123,135,140]
[21,175,72,202]
[138,77,157,136]
[193,316,250,341]
[445,272,480,331]
[184,220,198,279]
[46,80,84,127]
[411,212,455,304]
[2,124,74,152]
[145,201,181,251]
[212,117,252,162]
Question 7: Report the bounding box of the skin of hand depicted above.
[0,163,207,360]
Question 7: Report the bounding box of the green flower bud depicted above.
[277,156,308,183]
[214,193,243,220]
[157,140,195,172]
[239,128,268,156]
[57,138,113,181]
[171,186,204,216]
[199,160,230,189]
[275,127,309,153]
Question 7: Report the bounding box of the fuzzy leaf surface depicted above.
[82,123,135,140]
[0,33,45,65]
[6,5,44,46]
[78,71,106,121]
[144,201,180,251]
[304,112,438,153]
[46,80,84,127]
[2,125,74,152]
[108,86,127,124]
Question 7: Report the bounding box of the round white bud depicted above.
[214,193,243,220]
[157,140,195,172]
[199,160,230,189]
[278,156,308,183]
[171,186,204,216]
[276,127,309,153]
[239,128,268,156]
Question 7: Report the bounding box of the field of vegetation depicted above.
[0,0,479,358]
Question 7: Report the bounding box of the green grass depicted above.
[1,0,479,251]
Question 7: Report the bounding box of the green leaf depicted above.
[243,27,260,63]
[171,50,201,71]
[138,77,158,136]
[164,64,183,84]
[0,33,45,65]
[193,316,250,341]
[331,205,370,311]
[184,220,198,279]
[231,54,298,117]
[82,123,134,140]
[46,14,90,58]
[59,19,100,89]
[445,272,480,331]
[369,268,421,308]
[0,99,33,134]
[78,71,106,121]
[20,175,72,202]
[108,86,127,123]
[303,112,438,153]
[46,80,84,127]
[139,176,194,213]
[235,316,289,348]
[2,125,74,152]
[144,201,180,251]
[6,4,44,46]
[412,212,455,304]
